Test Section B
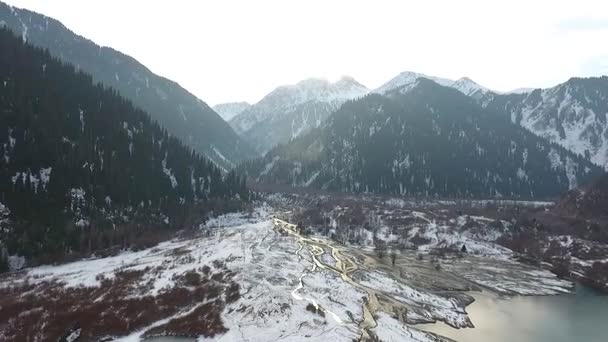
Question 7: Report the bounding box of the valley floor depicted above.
[0,199,581,342]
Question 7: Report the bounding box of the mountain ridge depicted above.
[374,71,492,99]
[0,1,254,169]
[229,76,369,154]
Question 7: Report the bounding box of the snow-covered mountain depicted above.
[483,76,608,169]
[213,101,251,121]
[375,71,491,99]
[229,76,369,154]
[242,79,602,198]
[380,72,608,170]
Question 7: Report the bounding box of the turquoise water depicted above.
[420,284,608,342]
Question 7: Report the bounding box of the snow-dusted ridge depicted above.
[374,71,492,97]
[225,70,534,154]
[231,76,369,134]
[229,76,369,153]
[484,76,608,169]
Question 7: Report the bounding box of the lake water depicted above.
[419,284,608,342]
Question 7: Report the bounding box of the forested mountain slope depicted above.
[0,28,247,269]
[0,2,254,169]
[242,79,603,198]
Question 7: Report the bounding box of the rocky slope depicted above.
[483,77,608,169]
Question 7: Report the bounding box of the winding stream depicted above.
[273,218,380,341]
[273,217,608,342]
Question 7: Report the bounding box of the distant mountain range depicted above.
[373,71,493,98]
[241,79,603,198]
[227,77,368,154]
[224,69,608,174]
[0,1,254,169]
[219,72,529,156]
[1,0,606,201]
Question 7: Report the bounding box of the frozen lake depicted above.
[420,284,608,342]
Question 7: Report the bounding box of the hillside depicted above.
[0,2,254,169]
[241,79,603,198]
[0,28,248,269]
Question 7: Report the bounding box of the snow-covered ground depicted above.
[442,257,573,295]
[0,203,580,341]
[0,206,438,341]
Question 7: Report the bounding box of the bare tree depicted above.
[374,239,386,259]
[390,250,397,266]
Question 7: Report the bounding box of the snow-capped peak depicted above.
[450,77,490,96]
[228,76,369,152]
[375,71,491,97]
[271,76,368,105]
[374,71,453,94]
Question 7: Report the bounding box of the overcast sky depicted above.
[5,0,608,105]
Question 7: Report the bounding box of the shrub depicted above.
[225,283,240,303]
[305,303,325,317]
[183,271,202,287]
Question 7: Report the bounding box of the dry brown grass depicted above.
[0,266,240,341]
[145,301,228,338]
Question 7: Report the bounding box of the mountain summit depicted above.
[375,71,491,99]
[229,76,368,154]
